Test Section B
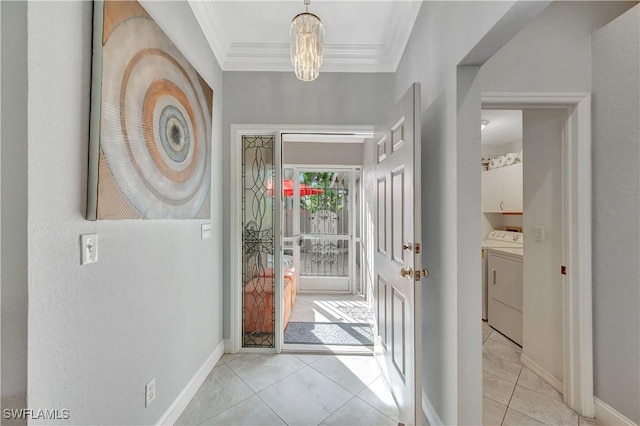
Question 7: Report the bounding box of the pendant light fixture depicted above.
[290,0,324,82]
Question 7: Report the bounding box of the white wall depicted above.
[393,1,557,422]
[591,6,640,423]
[521,109,566,382]
[1,0,28,403]
[283,142,363,166]
[481,139,522,157]
[222,71,393,338]
[26,2,224,424]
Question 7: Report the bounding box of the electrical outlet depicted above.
[535,226,545,242]
[145,378,156,407]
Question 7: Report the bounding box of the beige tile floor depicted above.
[175,353,401,426]
[482,321,601,426]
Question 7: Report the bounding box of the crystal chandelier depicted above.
[290,0,324,82]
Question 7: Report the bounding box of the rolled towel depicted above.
[488,159,497,170]
[497,155,506,168]
[505,153,516,166]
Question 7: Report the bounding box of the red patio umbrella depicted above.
[267,179,324,196]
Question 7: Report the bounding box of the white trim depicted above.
[223,339,232,354]
[229,127,242,354]
[282,133,367,144]
[520,353,563,394]
[482,93,593,417]
[188,1,228,69]
[157,340,224,426]
[422,389,443,426]
[274,131,283,353]
[229,125,375,353]
[187,1,420,74]
[282,344,373,355]
[283,165,363,170]
[594,397,638,426]
[481,93,590,108]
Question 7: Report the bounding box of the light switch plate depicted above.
[80,233,99,265]
[201,223,212,240]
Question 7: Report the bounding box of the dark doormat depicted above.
[284,322,374,346]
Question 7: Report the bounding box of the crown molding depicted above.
[385,0,422,70]
[189,0,421,74]
[223,43,395,73]
[189,1,228,68]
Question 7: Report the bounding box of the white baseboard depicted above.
[422,389,443,426]
[224,339,233,353]
[157,340,224,425]
[520,353,563,393]
[594,397,638,426]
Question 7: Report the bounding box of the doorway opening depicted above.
[281,166,373,351]
[230,125,375,354]
[476,94,593,422]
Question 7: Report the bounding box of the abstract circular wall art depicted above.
[87,0,213,220]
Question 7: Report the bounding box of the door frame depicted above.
[481,93,594,416]
[229,124,374,354]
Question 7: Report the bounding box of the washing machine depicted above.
[481,230,523,320]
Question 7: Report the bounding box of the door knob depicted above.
[399,267,413,278]
[402,243,413,251]
[420,268,429,278]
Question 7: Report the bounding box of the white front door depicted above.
[372,83,423,425]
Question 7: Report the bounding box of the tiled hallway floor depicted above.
[176,324,603,426]
[482,322,600,426]
[176,353,400,426]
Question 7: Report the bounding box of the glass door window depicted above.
[293,169,354,292]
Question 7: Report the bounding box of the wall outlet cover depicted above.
[145,378,155,407]
[201,223,212,239]
[80,233,99,265]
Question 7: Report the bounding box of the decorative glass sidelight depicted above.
[242,135,275,348]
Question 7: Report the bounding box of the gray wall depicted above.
[222,72,394,337]
[283,142,363,166]
[1,0,27,402]
[592,6,640,423]
[26,2,224,424]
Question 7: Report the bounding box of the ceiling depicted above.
[188,1,422,73]
[481,110,522,146]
